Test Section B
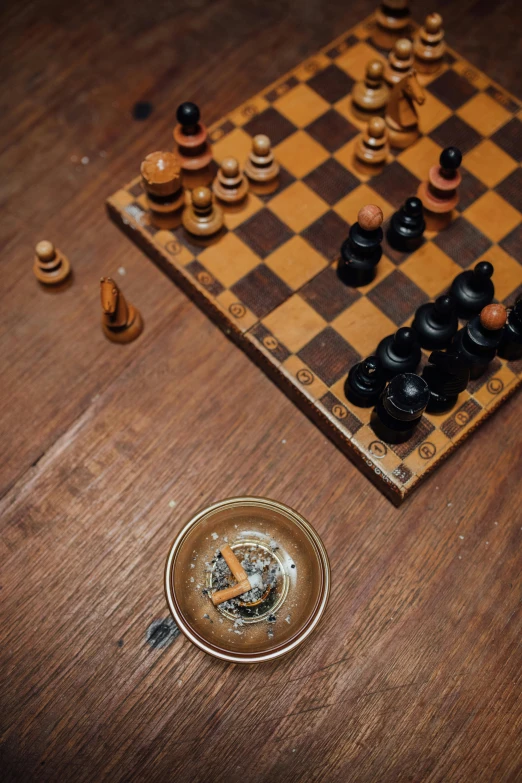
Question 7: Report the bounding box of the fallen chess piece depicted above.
[351,60,390,121]
[244,134,279,193]
[337,204,384,287]
[450,260,494,320]
[344,355,387,407]
[385,69,425,149]
[376,326,421,378]
[498,296,522,361]
[422,350,470,414]
[414,13,446,75]
[213,157,248,204]
[386,196,425,252]
[452,303,507,379]
[355,116,389,173]
[100,277,143,344]
[417,146,462,229]
[183,186,224,237]
[371,373,430,444]
[372,0,411,51]
[412,293,458,350]
[141,150,185,229]
[33,240,71,286]
[384,38,414,86]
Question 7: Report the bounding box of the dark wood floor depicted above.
[1,1,521,781]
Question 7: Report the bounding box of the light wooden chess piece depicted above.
[100,277,143,344]
[33,241,71,286]
[384,38,414,86]
[372,0,411,51]
[355,117,389,174]
[244,134,279,194]
[182,186,224,236]
[414,13,445,74]
[351,60,390,121]
[141,151,185,229]
[417,146,462,230]
[385,70,425,148]
[212,157,248,204]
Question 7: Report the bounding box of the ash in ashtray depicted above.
[209,546,281,618]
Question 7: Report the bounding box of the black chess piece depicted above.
[371,373,430,444]
[412,293,458,350]
[422,350,470,413]
[344,356,387,407]
[450,261,494,320]
[177,101,200,134]
[386,196,425,252]
[376,327,421,378]
[338,205,384,287]
[452,303,507,379]
[498,296,522,361]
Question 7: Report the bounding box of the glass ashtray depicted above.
[164,496,330,663]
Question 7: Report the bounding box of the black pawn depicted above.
[338,205,383,288]
[376,327,421,378]
[176,101,200,135]
[371,373,430,444]
[450,261,494,320]
[498,296,522,361]
[386,197,425,253]
[412,294,458,350]
[422,350,470,414]
[452,303,507,379]
[344,356,387,407]
[440,146,462,177]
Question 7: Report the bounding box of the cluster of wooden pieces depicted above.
[141,102,280,241]
[353,10,445,163]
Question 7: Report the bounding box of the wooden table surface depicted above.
[1,1,521,781]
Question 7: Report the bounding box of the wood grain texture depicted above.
[0,1,521,782]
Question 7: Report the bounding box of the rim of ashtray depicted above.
[164,496,331,664]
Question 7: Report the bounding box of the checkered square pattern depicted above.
[306,109,358,152]
[491,118,522,162]
[433,217,492,267]
[298,327,360,386]
[367,269,429,326]
[429,69,478,110]
[304,158,359,205]
[429,115,481,155]
[307,64,355,104]
[236,209,293,258]
[370,163,421,209]
[231,265,291,318]
[108,12,522,504]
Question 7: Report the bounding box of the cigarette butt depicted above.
[211,578,251,606]
[220,544,248,583]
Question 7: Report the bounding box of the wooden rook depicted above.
[414,13,446,74]
[385,69,425,148]
[141,151,185,229]
[418,146,462,230]
[212,157,248,204]
[244,134,279,194]
[100,277,143,344]
[355,116,389,174]
[33,240,71,286]
[372,0,411,51]
[183,186,224,237]
[384,38,414,86]
[351,60,390,121]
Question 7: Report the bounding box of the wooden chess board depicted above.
[107,12,522,504]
